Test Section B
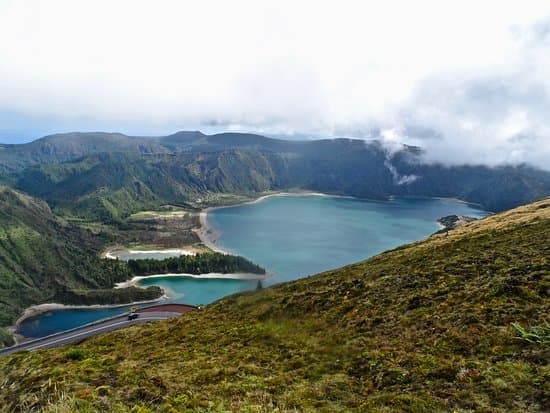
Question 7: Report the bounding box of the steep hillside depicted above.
[0,186,162,331]
[1,199,548,412]
[391,156,550,212]
[8,134,550,221]
[14,150,288,221]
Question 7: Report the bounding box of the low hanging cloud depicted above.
[0,1,548,170]
[376,19,550,171]
[383,159,419,185]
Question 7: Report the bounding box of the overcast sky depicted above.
[0,0,549,169]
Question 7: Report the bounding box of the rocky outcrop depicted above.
[435,215,478,234]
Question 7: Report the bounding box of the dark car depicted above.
[127,312,139,320]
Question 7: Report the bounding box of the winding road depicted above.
[0,304,196,357]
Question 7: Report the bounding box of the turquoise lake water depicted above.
[17,195,488,338]
[207,195,489,284]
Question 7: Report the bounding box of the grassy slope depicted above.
[0,186,161,330]
[1,199,548,412]
[14,151,284,222]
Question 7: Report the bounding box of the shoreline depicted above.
[11,271,268,344]
[420,195,489,211]
[195,210,227,253]
[13,296,168,335]
[115,272,269,289]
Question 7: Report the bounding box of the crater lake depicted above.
[18,195,489,337]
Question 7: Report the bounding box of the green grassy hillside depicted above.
[1,199,548,412]
[0,186,162,331]
[13,150,286,222]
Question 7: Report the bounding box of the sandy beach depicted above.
[115,271,269,289]
[195,209,227,253]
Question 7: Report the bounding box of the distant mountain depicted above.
[0,186,161,332]
[2,198,547,411]
[0,131,296,172]
[0,132,168,173]
[157,130,294,152]
[1,131,550,219]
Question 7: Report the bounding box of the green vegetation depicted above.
[13,151,280,222]
[0,132,168,174]
[2,131,548,222]
[97,205,203,251]
[52,285,162,307]
[0,186,163,329]
[1,199,548,412]
[128,209,187,220]
[512,321,550,346]
[127,252,265,276]
[0,185,262,335]
[0,327,14,348]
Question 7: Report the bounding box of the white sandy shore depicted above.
[104,248,196,260]
[115,272,269,289]
[195,210,226,253]
[236,191,336,206]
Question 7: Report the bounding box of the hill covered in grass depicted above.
[0,186,162,335]
[2,131,549,221]
[1,199,548,412]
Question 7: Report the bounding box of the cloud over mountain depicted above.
[386,18,550,170]
[0,1,548,169]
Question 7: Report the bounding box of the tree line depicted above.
[126,252,266,276]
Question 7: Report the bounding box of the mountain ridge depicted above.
[4,135,548,220]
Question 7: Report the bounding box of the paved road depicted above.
[0,311,181,357]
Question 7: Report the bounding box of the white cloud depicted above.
[390,28,550,170]
[0,0,549,169]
